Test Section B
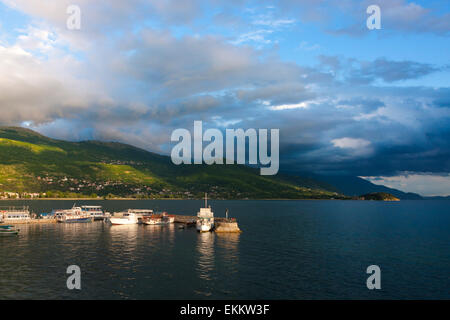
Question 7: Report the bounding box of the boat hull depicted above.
[0,230,19,236]
[196,222,213,232]
[109,218,137,225]
[57,217,93,223]
[142,219,161,225]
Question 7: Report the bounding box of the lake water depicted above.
[0,200,449,299]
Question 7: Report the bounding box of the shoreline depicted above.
[0,198,402,201]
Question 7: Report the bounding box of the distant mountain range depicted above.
[0,127,444,200]
[314,175,424,200]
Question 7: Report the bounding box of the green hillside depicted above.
[0,127,344,199]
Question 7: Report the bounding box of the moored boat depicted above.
[109,211,138,225]
[0,225,19,236]
[81,205,106,220]
[0,206,31,222]
[129,209,153,224]
[54,205,93,223]
[142,215,162,225]
[196,193,214,232]
[142,212,175,225]
[162,212,175,224]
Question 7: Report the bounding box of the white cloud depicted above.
[269,102,309,110]
[0,24,108,126]
[252,18,295,28]
[231,29,274,45]
[331,137,371,149]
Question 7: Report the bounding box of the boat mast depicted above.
[205,192,207,208]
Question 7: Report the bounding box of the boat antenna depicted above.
[205,193,207,208]
[226,209,228,220]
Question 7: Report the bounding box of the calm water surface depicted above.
[0,200,449,299]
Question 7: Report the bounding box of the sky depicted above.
[0,0,449,196]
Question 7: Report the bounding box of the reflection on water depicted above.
[107,224,139,265]
[216,233,240,275]
[196,232,215,282]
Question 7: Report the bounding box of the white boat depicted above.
[109,211,138,225]
[54,206,93,223]
[129,209,153,224]
[196,193,214,232]
[81,205,105,220]
[0,206,31,222]
[129,209,153,217]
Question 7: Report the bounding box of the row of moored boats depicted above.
[53,206,176,226]
[0,194,216,234]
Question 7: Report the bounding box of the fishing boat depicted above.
[54,205,93,223]
[142,212,175,225]
[142,215,162,225]
[196,193,214,232]
[109,211,138,225]
[162,212,175,224]
[0,225,19,236]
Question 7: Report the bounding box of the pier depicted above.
[173,215,241,232]
[1,214,241,231]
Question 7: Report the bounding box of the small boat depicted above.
[162,212,175,224]
[157,212,175,225]
[109,211,138,225]
[196,193,214,232]
[0,225,19,236]
[142,215,162,225]
[142,212,175,225]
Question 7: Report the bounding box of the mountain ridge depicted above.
[0,127,343,200]
[314,175,423,200]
